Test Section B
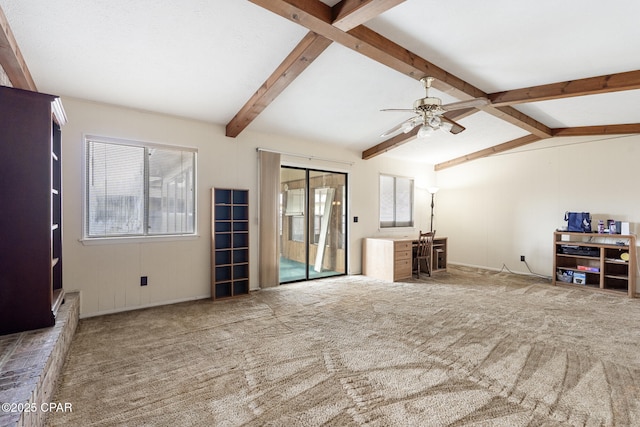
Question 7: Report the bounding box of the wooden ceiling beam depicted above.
[332,0,405,31]
[552,123,640,137]
[226,32,332,137]
[249,0,552,139]
[362,125,418,159]
[228,0,405,138]
[346,25,485,101]
[362,108,477,160]
[434,134,544,171]
[434,123,640,170]
[252,0,640,167]
[489,70,640,107]
[0,6,37,91]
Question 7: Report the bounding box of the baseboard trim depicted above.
[80,295,211,319]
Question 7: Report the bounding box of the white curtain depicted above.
[258,150,281,288]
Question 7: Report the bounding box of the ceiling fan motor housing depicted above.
[414,97,444,114]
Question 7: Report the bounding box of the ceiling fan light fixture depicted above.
[417,124,434,138]
[428,116,441,128]
[381,76,485,138]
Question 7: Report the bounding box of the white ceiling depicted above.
[2,0,639,165]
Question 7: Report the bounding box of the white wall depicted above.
[61,97,640,315]
[435,134,640,283]
[61,97,437,317]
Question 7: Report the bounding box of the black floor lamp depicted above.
[428,187,439,232]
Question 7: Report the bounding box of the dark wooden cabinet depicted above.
[211,188,250,300]
[0,85,67,335]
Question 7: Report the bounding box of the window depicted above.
[379,174,414,228]
[290,216,305,242]
[284,188,305,216]
[313,187,329,243]
[84,135,196,239]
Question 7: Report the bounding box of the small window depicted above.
[379,174,414,228]
[284,188,305,216]
[84,135,196,239]
[290,216,305,242]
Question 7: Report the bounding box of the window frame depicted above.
[379,173,414,229]
[81,134,198,244]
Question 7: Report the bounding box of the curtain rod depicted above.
[257,147,354,166]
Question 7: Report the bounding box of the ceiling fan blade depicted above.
[381,108,415,112]
[442,97,489,112]
[380,116,420,137]
[441,116,466,134]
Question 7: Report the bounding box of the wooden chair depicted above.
[414,230,434,278]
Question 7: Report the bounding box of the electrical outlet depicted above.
[520,255,525,262]
[140,276,148,286]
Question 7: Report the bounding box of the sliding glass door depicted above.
[280,166,346,283]
[280,167,307,282]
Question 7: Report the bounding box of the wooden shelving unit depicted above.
[0,86,67,335]
[51,119,64,313]
[553,231,636,297]
[211,188,250,300]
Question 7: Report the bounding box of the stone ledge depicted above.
[0,292,79,427]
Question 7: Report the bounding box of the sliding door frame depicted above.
[280,165,348,284]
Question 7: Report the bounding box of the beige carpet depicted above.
[48,266,640,426]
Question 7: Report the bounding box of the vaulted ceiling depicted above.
[1,0,639,169]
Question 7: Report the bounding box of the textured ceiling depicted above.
[1,0,639,165]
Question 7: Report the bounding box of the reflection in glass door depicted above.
[279,167,347,283]
[280,167,307,282]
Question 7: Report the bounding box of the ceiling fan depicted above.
[381,76,489,138]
